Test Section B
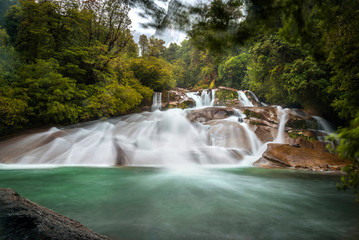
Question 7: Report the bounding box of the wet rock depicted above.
[162,88,195,109]
[252,125,277,142]
[215,88,239,106]
[186,107,236,122]
[254,143,349,171]
[241,107,279,125]
[113,140,130,165]
[244,90,262,107]
[0,188,109,240]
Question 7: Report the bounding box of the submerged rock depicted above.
[0,188,109,240]
[254,143,349,171]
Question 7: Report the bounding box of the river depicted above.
[0,167,358,239]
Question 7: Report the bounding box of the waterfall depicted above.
[238,91,253,107]
[312,116,334,134]
[186,92,203,107]
[246,90,261,104]
[186,90,215,107]
[210,89,216,106]
[151,92,162,111]
[274,106,288,143]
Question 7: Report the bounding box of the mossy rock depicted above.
[243,109,264,120]
[288,130,316,141]
[286,119,307,129]
[216,89,238,105]
[178,100,195,109]
[286,118,318,129]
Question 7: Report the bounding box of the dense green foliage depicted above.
[0,0,175,134]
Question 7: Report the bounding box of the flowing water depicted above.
[0,167,358,240]
[238,91,254,107]
[0,91,356,239]
[151,92,162,111]
[186,90,215,108]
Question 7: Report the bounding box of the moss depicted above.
[243,109,263,119]
[286,119,307,129]
[178,102,189,109]
[286,118,318,130]
[216,89,238,104]
[288,131,316,141]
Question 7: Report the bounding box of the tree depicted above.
[138,34,149,56]
[218,53,248,89]
[129,56,175,91]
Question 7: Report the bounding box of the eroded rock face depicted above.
[0,188,109,240]
[254,143,348,171]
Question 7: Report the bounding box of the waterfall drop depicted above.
[186,90,215,108]
[238,91,254,107]
[274,106,288,143]
[151,92,162,111]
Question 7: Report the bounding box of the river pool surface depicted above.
[0,166,358,240]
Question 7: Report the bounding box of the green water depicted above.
[0,166,358,240]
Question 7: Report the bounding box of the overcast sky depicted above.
[128,0,188,46]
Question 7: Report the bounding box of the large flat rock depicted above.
[254,143,349,171]
[0,188,109,240]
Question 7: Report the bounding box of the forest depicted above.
[0,0,358,195]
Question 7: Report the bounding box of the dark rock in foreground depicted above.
[254,143,349,171]
[0,188,109,240]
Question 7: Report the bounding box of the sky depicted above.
[128,0,189,46]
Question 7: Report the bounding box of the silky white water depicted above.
[186,90,215,107]
[0,108,266,166]
[238,90,254,107]
[0,91,334,167]
[151,92,162,111]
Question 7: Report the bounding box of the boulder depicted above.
[0,188,109,240]
[241,107,279,125]
[215,88,239,107]
[186,107,236,122]
[162,88,195,109]
[254,143,349,171]
[252,125,278,143]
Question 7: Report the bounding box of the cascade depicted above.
[0,110,263,166]
[186,90,215,107]
[0,90,334,168]
[151,92,162,111]
[274,106,288,143]
[186,92,203,107]
[312,116,335,134]
[246,90,261,105]
[238,91,253,107]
